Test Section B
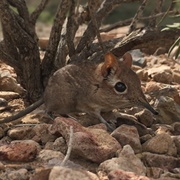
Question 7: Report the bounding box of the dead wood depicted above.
[0,0,42,101]
[112,28,180,57]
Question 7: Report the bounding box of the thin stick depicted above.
[100,10,178,33]
[148,0,164,28]
[88,0,106,54]
[157,0,175,26]
[30,0,50,25]
[61,126,73,166]
[128,0,148,33]
[76,0,141,54]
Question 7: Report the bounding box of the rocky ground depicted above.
[0,25,180,180]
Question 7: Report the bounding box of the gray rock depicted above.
[115,112,151,136]
[130,49,147,68]
[147,65,171,83]
[172,136,180,155]
[155,96,180,124]
[111,124,142,153]
[0,91,19,100]
[159,171,180,180]
[44,137,67,154]
[0,140,40,162]
[135,109,154,127]
[8,126,35,140]
[108,169,150,180]
[0,76,25,94]
[37,149,64,162]
[172,122,180,135]
[8,124,57,144]
[140,152,179,170]
[146,167,164,179]
[173,71,180,84]
[49,117,121,163]
[30,168,51,180]
[0,126,4,138]
[136,69,148,81]
[49,166,99,180]
[0,162,4,170]
[148,64,171,77]
[142,133,177,156]
[98,145,146,176]
[52,137,67,154]
[32,124,57,144]
[140,134,152,144]
[153,71,173,84]
[152,124,173,135]
[6,168,29,180]
[0,97,7,107]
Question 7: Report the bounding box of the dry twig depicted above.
[129,0,148,33]
[41,0,71,83]
[61,126,74,166]
[30,0,50,25]
[75,0,140,54]
[100,10,178,33]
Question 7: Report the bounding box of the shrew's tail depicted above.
[0,99,44,124]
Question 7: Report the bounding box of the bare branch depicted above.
[66,0,102,58]
[5,0,37,38]
[88,0,106,53]
[30,0,50,25]
[157,0,173,26]
[7,0,29,22]
[77,28,180,64]
[42,0,71,83]
[0,1,22,75]
[75,0,141,54]
[0,2,35,49]
[0,29,20,63]
[54,19,68,69]
[0,0,42,100]
[61,126,73,166]
[0,41,21,74]
[66,0,76,57]
[128,0,148,33]
[71,37,121,62]
[111,28,180,57]
[100,10,179,33]
[148,0,164,28]
[10,8,36,39]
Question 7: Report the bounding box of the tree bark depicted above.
[0,0,43,102]
[41,0,71,85]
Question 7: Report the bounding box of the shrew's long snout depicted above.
[139,97,158,115]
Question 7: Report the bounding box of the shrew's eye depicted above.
[114,82,126,93]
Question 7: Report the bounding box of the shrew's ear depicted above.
[101,52,119,78]
[122,52,132,68]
